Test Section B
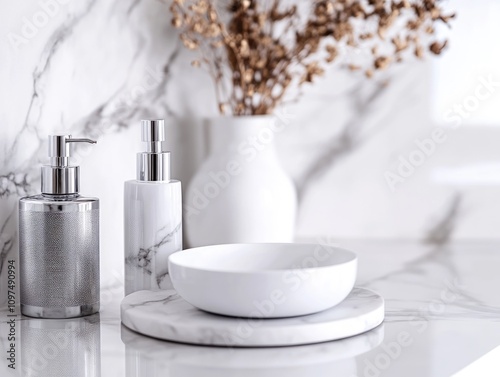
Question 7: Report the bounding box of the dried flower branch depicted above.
[170,0,454,116]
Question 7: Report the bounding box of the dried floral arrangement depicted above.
[170,0,454,115]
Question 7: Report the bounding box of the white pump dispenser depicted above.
[124,120,182,295]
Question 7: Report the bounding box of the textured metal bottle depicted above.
[19,195,100,318]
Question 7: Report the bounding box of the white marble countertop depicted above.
[1,240,500,377]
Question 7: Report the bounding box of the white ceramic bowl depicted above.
[168,243,357,318]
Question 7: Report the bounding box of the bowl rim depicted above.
[168,243,357,275]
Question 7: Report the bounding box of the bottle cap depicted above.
[137,120,171,182]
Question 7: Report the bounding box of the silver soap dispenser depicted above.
[19,135,100,319]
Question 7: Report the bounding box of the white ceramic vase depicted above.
[185,116,297,247]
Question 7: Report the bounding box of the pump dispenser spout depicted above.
[42,135,97,195]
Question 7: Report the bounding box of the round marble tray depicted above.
[121,288,384,347]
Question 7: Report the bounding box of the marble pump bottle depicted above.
[124,119,182,296]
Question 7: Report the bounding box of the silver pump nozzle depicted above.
[42,135,97,195]
[137,120,171,182]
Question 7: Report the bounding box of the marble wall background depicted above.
[1,0,499,307]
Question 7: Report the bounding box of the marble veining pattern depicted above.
[2,241,500,377]
[124,222,182,287]
[2,0,500,310]
[121,287,384,347]
[124,179,182,295]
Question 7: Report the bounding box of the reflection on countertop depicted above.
[1,240,500,377]
[122,324,383,377]
[21,315,101,377]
